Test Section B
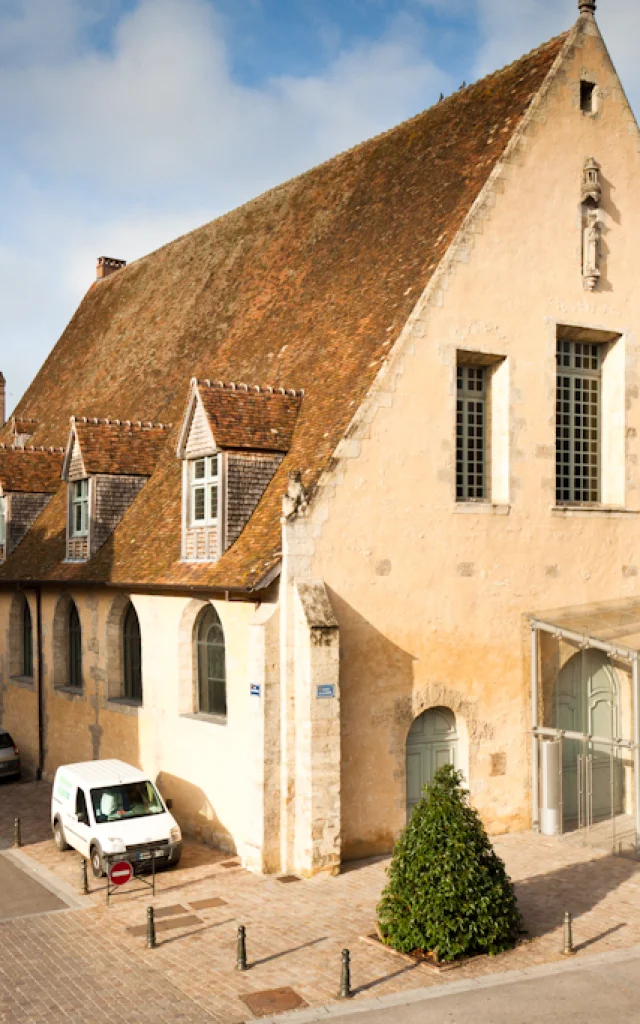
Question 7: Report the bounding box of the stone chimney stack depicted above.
[578,0,596,14]
[96,256,127,281]
[0,372,5,427]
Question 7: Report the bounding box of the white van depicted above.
[51,760,182,878]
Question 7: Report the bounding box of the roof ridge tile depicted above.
[196,379,305,398]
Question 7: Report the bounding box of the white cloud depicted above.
[0,0,453,412]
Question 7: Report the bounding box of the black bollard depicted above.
[339,949,352,999]
[79,857,89,895]
[236,925,248,971]
[562,911,575,956]
[146,906,156,949]
[13,817,21,848]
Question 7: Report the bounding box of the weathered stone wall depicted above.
[294,18,640,857]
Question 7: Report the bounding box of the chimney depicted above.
[0,373,5,427]
[96,256,127,281]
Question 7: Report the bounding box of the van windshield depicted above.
[90,781,165,823]
[0,733,14,749]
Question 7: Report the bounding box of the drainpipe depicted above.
[34,586,44,780]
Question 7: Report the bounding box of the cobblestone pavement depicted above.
[1,779,640,1023]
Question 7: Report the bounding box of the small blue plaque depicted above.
[316,684,335,699]
[250,684,261,697]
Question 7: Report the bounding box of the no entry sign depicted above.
[109,859,133,886]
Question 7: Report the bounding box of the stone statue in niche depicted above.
[282,469,309,519]
[581,156,601,205]
[583,209,601,291]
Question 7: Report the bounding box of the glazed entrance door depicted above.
[555,649,623,828]
[406,707,457,820]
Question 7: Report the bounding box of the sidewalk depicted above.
[1,780,639,1023]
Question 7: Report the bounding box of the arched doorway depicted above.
[406,707,457,820]
[554,648,623,827]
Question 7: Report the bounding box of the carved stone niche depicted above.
[581,157,602,291]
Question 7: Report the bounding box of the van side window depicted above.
[75,788,89,824]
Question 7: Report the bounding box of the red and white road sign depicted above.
[109,859,133,886]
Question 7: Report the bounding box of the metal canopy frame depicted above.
[530,616,640,852]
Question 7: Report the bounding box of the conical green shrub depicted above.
[377,764,521,961]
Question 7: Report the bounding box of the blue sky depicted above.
[0,0,636,413]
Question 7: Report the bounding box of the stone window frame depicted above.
[195,605,227,718]
[7,591,35,686]
[105,594,143,709]
[52,593,85,698]
[177,598,228,726]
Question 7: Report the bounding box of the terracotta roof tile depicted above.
[194,381,303,453]
[68,419,172,477]
[0,31,568,590]
[0,447,64,494]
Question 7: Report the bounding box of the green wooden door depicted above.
[406,707,457,820]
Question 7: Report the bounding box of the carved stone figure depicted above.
[282,469,309,519]
[583,210,601,291]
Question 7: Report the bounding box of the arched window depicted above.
[197,606,226,716]
[68,602,82,691]
[22,597,33,678]
[123,602,142,703]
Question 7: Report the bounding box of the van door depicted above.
[64,787,92,858]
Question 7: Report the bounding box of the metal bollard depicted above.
[79,857,89,895]
[236,925,248,971]
[13,817,21,848]
[146,906,156,949]
[562,911,575,956]
[339,949,352,999]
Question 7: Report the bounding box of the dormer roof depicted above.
[62,418,172,480]
[177,380,304,459]
[0,446,64,494]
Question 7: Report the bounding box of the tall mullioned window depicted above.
[191,456,218,526]
[197,606,227,717]
[123,602,142,703]
[22,597,33,678]
[71,479,89,536]
[68,601,82,691]
[556,340,601,504]
[456,366,486,500]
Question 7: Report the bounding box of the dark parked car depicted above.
[0,729,20,780]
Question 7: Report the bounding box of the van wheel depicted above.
[53,819,69,852]
[90,845,104,879]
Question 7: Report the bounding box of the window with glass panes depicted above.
[71,479,89,536]
[68,601,82,690]
[197,606,227,717]
[22,597,33,678]
[123,602,142,703]
[556,340,601,504]
[456,366,487,500]
[190,456,219,525]
[0,495,5,548]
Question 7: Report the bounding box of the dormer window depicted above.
[71,479,89,536]
[177,379,304,563]
[0,447,63,562]
[191,456,219,526]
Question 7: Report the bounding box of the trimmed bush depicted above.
[377,764,521,961]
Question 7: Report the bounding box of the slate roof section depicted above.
[65,419,172,478]
[0,447,64,494]
[186,381,304,454]
[0,30,569,590]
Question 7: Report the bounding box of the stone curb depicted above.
[253,944,640,1024]
[0,847,92,911]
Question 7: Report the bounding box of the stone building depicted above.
[1,2,639,874]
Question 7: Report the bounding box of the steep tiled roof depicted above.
[0,447,63,494]
[66,419,171,477]
[190,381,303,453]
[0,31,568,590]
